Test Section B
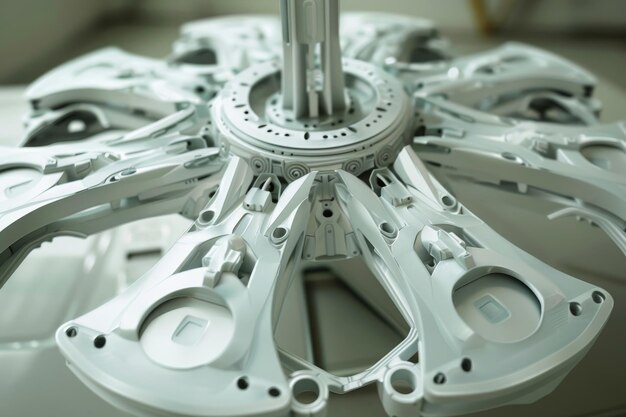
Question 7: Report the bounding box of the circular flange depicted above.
[214,58,414,177]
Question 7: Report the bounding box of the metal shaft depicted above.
[280,0,346,119]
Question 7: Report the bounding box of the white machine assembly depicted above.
[0,1,620,417]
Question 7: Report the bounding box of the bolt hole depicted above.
[65,327,77,338]
[379,222,396,237]
[592,291,605,304]
[94,335,106,349]
[268,387,281,397]
[293,378,321,405]
[68,120,86,134]
[273,227,288,240]
[441,195,455,207]
[569,302,582,316]
[237,377,249,390]
[390,368,416,395]
[201,210,215,223]
[502,152,518,161]
[461,358,472,372]
[433,373,446,385]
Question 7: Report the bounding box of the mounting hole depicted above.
[433,372,446,385]
[461,358,472,372]
[501,152,519,162]
[569,302,582,316]
[268,387,281,397]
[272,227,288,242]
[441,195,455,207]
[237,377,249,390]
[200,210,215,223]
[322,209,333,218]
[93,335,106,349]
[379,222,397,238]
[65,327,77,338]
[292,377,321,405]
[592,291,605,304]
[390,368,417,395]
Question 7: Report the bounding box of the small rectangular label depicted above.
[475,295,510,324]
[172,315,208,346]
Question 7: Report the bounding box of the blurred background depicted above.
[0,0,625,86]
[0,0,625,140]
[0,1,625,417]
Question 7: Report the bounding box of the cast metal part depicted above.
[0,1,620,417]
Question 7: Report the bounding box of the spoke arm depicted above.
[54,166,319,417]
[0,144,226,289]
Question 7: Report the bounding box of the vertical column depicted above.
[280,0,346,120]
[320,0,346,116]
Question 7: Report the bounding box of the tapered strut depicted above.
[280,0,347,119]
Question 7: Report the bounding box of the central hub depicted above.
[212,0,414,181]
[214,60,412,180]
